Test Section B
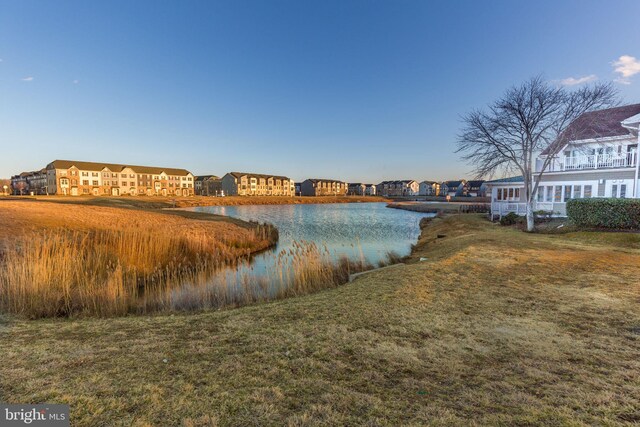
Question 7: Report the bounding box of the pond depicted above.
[167,202,434,310]
[194,202,431,270]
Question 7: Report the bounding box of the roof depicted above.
[419,180,437,185]
[484,176,524,184]
[542,103,640,155]
[443,180,464,187]
[227,172,290,180]
[195,175,219,181]
[467,180,485,188]
[48,160,192,176]
[377,180,417,185]
[304,178,346,184]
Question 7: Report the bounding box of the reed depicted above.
[0,219,278,318]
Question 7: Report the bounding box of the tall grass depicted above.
[0,222,401,318]
[0,223,278,318]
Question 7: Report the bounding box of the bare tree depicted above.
[457,76,618,231]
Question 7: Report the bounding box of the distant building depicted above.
[419,181,438,196]
[300,179,348,196]
[364,184,376,196]
[348,183,366,196]
[466,180,486,197]
[195,175,223,196]
[376,180,419,197]
[39,160,195,196]
[10,169,47,195]
[440,180,467,197]
[221,172,294,196]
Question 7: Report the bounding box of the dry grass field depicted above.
[14,194,389,209]
[0,201,277,317]
[2,214,638,425]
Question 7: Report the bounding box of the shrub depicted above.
[534,210,553,223]
[500,212,522,226]
[566,198,640,230]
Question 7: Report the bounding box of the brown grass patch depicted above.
[1,214,639,425]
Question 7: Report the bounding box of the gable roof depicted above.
[304,178,346,184]
[467,180,485,188]
[542,103,640,155]
[484,176,523,184]
[443,180,464,187]
[48,159,192,176]
[227,172,290,180]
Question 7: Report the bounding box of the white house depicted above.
[487,104,640,218]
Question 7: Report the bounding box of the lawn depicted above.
[1,214,639,425]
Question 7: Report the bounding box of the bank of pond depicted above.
[0,202,433,318]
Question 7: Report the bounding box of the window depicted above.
[508,188,514,199]
[82,172,88,176]
[564,185,572,202]
[612,184,618,198]
[496,188,503,201]
[537,187,544,202]
[92,172,98,177]
[545,186,552,202]
[584,185,592,198]
[514,188,520,199]
[92,180,98,186]
[573,185,581,199]
[554,186,562,202]
[82,180,89,185]
[620,184,627,198]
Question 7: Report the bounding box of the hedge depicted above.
[566,198,640,230]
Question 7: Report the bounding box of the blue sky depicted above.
[1,0,640,182]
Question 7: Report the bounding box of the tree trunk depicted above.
[526,201,535,232]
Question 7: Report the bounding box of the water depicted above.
[191,202,434,274]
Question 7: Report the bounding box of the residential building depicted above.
[364,184,376,196]
[418,180,438,196]
[300,179,348,196]
[41,160,194,196]
[348,183,366,196]
[11,169,47,195]
[376,180,419,197]
[440,180,467,197]
[488,103,640,217]
[348,183,376,196]
[221,172,294,196]
[466,180,486,197]
[195,175,223,196]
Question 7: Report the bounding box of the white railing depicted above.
[563,152,636,171]
[491,201,555,218]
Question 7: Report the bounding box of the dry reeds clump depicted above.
[0,202,278,318]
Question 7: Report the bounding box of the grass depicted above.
[2,214,639,425]
[7,194,389,209]
[0,201,277,318]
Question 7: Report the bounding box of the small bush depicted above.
[534,210,553,223]
[566,198,640,230]
[500,212,522,226]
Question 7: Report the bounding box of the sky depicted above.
[1,0,640,182]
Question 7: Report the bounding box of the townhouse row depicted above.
[11,160,195,196]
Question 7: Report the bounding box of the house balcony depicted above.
[539,152,637,172]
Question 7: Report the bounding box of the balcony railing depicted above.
[563,152,637,171]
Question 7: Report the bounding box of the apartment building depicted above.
[221,172,295,196]
[10,169,47,195]
[376,180,419,197]
[195,175,223,196]
[300,179,348,196]
[489,103,640,217]
[418,181,438,196]
[347,183,376,196]
[41,160,194,196]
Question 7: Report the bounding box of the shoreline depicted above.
[1,194,390,209]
